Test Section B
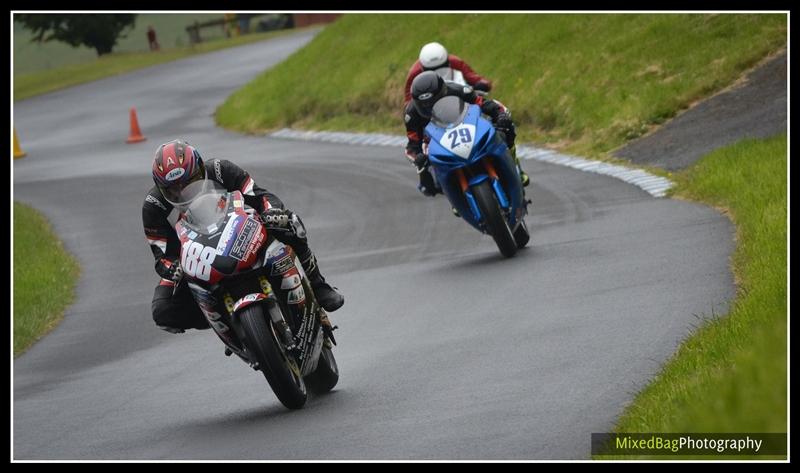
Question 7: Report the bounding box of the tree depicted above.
[16,14,137,56]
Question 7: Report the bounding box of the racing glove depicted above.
[495,112,516,147]
[473,79,491,92]
[163,260,183,284]
[261,208,307,246]
[261,208,293,230]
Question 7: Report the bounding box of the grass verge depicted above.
[595,134,788,459]
[14,27,311,102]
[216,13,786,158]
[13,202,81,356]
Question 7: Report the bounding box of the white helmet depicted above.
[419,42,448,70]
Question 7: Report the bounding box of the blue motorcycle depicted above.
[425,95,531,258]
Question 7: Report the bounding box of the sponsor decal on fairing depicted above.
[188,283,230,332]
[232,293,266,313]
[215,215,242,256]
[280,273,302,290]
[229,218,260,261]
[270,253,295,276]
[287,287,306,305]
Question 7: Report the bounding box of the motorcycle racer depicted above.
[403,42,493,105]
[404,71,529,197]
[143,139,344,333]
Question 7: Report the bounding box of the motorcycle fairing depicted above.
[425,102,526,232]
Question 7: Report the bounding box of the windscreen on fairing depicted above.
[430,95,469,129]
[181,180,229,235]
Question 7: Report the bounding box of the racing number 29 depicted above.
[448,128,472,149]
[182,241,215,281]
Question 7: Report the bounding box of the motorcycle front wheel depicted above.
[472,180,518,258]
[239,304,307,409]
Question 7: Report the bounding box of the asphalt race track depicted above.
[13,29,735,460]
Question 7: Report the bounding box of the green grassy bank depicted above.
[599,135,788,459]
[13,202,81,356]
[216,13,785,157]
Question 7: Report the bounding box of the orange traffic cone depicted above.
[126,107,146,143]
[14,128,26,158]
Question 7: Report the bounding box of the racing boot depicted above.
[301,252,344,312]
[509,145,530,187]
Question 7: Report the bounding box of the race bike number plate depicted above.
[439,123,476,159]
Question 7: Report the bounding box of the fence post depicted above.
[187,21,201,45]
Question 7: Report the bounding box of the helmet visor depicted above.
[158,162,208,207]
[413,85,447,118]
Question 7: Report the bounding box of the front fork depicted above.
[457,160,511,224]
[265,240,332,373]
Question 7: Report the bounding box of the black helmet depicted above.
[411,70,446,118]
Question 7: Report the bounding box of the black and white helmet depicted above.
[410,70,447,118]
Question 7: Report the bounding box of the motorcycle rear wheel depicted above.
[305,346,339,394]
[239,304,307,409]
[514,218,531,249]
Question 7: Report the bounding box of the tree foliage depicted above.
[16,14,137,56]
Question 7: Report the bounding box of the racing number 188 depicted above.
[182,241,215,281]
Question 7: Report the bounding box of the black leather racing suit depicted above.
[142,158,321,330]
